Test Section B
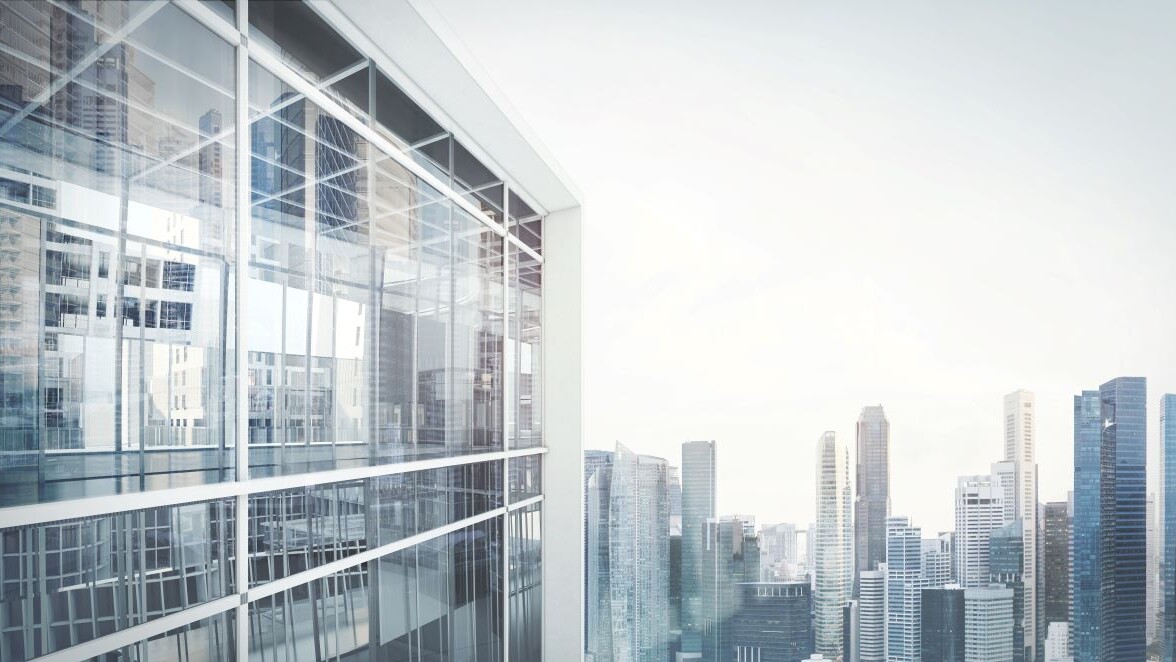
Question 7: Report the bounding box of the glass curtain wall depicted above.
[0,1,546,660]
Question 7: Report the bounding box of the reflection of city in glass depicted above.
[0,0,572,660]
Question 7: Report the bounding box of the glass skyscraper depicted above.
[988,520,1026,662]
[885,516,923,662]
[0,1,583,660]
[921,586,965,662]
[731,582,813,662]
[854,405,889,592]
[681,439,717,652]
[1164,393,1176,662]
[1072,389,1102,662]
[700,515,760,662]
[814,431,852,658]
[1098,377,1147,662]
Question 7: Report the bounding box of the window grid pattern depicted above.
[0,0,547,660]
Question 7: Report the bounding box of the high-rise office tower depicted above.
[814,431,852,658]
[965,586,1015,662]
[682,439,718,651]
[940,531,958,583]
[760,522,800,581]
[856,406,890,591]
[858,569,886,662]
[608,444,671,662]
[1003,389,1039,662]
[1044,622,1072,662]
[955,475,1005,588]
[1097,377,1148,662]
[1072,389,1103,662]
[669,465,683,536]
[1041,501,1071,631]
[1150,492,1160,647]
[731,582,814,661]
[1163,393,1176,662]
[701,515,761,662]
[887,516,924,662]
[922,586,966,662]
[586,451,616,661]
[989,520,1027,662]
[923,536,954,588]
[0,2,582,661]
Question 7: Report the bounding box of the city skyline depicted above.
[432,0,1176,536]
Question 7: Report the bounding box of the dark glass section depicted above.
[248,1,362,82]
[509,504,542,662]
[247,462,502,587]
[0,0,238,507]
[374,70,445,147]
[0,500,236,661]
[731,582,813,662]
[921,587,965,662]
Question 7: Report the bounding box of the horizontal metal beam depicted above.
[0,447,546,529]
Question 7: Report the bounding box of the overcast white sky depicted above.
[431,0,1176,534]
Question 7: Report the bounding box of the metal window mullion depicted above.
[233,0,251,659]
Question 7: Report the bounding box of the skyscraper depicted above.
[922,536,954,588]
[682,439,718,652]
[955,475,1005,588]
[608,444,671,662]
[1072,389,1102,662]
[1041,501,1071,631]
[1150,493,1160,647]
[586,451,616,661]
[858,569,886,662]
[887,516,924,662]
[1002,389,1039,662]
[965,586,1015,662]
[1098,377,1147,662]
[922,586,966,662]
[856,405,890,591]
[701,516,761,662]
[814,431,852,658]
[1163,393,1176,662]
[989,520,1027,662]
[731,582,814,662]
[760,522,800,581]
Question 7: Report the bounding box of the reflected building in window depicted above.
[0,1,581,660]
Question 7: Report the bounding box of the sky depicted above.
[429,0,1176,534]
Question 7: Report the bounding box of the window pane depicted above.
[0,0,238,507]
[0,500,236,661]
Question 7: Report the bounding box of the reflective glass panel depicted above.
[509,504,541,662]
[83,609,236,662]
[509,454,541,502]
[0,499,236,661]
[246,461,502,587]
[0,0,238,506]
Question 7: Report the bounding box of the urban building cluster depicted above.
[586,382,1176,662]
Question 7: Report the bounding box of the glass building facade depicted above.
[0,1,580,659]
[1164,393,1176,662]
[921,587,965,662]
[1072,389,1101,662]
[680,439,716,653]
[1098,377,1147,662]
[731,582,813,662]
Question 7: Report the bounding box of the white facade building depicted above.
[857,568,886,662]
[1002,389,1039,661]
[1044,621,1072,662]
[814,431,852,658]
[955,475,1006,588]
[886,517,923,662]
[965,586,1015,662]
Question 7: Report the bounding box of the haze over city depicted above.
[435,0,1176,533]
